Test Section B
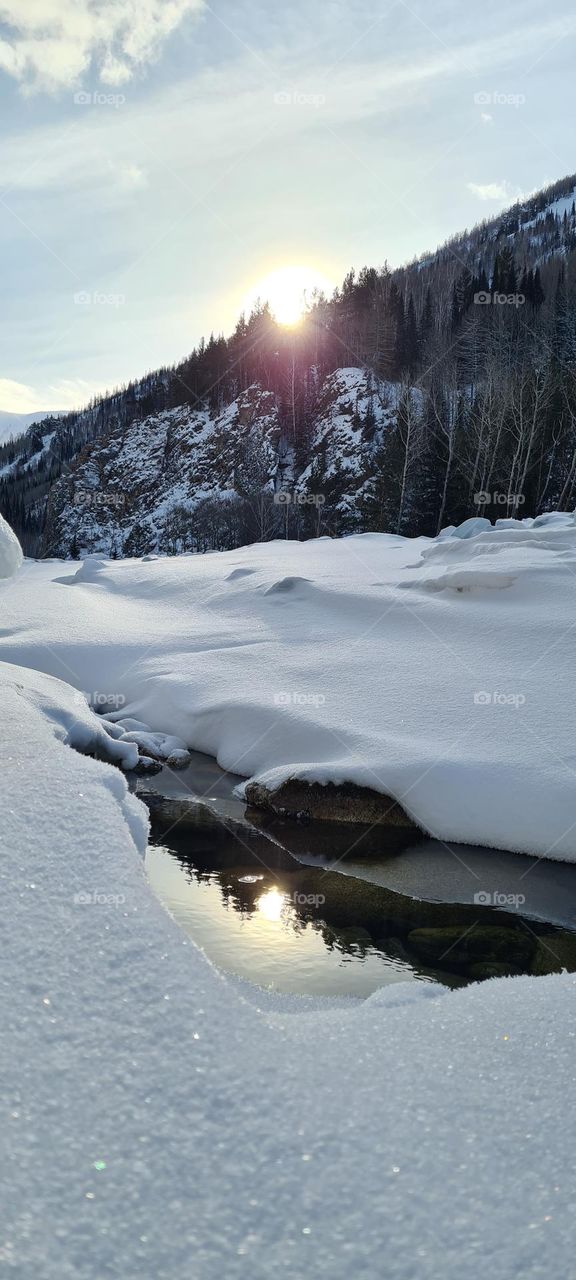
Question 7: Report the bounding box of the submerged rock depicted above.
[407,925,535,972]
[531,933,576,975]
[244,779,417,827]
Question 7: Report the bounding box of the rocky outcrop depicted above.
[40,369,400,558]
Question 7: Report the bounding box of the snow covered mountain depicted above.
[42,370,403,557]
[0,409,55,446]
[3,170,576,556]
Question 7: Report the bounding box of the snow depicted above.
[2,521,576,1276]
[1,662,576,1277]
[1,514,576,859]
[0,408,54,445]
[0,512,23,577]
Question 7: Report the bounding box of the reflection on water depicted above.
[146,839,435,997]
[139,752,576,998]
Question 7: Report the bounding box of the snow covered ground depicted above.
[1,512,576,858]
[2,516,576,1277]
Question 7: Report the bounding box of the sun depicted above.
[244,265,334,327]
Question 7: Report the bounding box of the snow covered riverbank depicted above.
[1,513,576,858]
[2,517,576,1276]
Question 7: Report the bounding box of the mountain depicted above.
[3,171,576,556]
[0,410,57,447]
[41,371,407,556]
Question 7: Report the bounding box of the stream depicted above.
[135,753,576,997]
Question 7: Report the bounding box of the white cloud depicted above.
[0,377,100,413]
[0,378,42,413]
[467,181,520,202]
[0,0,205,94]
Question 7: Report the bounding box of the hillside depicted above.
[0,409,56,447]
[2,171,576,557]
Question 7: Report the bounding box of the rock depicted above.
[133,755,163,776]
[407,925,535,972]
[531,933,576,975]
[165,750,192,769]
[468,961,518,981]
[244,779,416,827]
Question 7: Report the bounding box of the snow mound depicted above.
[0,513,23,578]
[263,575,311,594]
[404,569,516,593]
[438,515,492,539]
[118,727,191,765]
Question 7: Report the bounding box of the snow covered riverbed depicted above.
[1,513,576,858]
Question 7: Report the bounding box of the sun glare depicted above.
[256,888,287,922]
[244,266,334,327]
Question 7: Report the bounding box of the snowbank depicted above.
[1,515,576,858]
[0,511,23,577]
[1,660,576,1278]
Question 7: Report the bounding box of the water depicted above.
[138,753,576,998]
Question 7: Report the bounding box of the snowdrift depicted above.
[0,511,23,577]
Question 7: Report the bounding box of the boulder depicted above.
[244,779,416,827]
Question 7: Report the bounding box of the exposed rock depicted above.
[165,750,192,770]
[38,369,402,558]
[244,778,417,827]
[133,755,164,776]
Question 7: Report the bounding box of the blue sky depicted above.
[0,0,574,412]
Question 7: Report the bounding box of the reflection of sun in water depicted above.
[256,888,287,922]
[244,266,334,327]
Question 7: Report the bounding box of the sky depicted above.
[0,0,575,414]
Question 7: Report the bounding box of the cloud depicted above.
[467,181,521,202]
[0,377,99,413]
[0,0,204,93]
